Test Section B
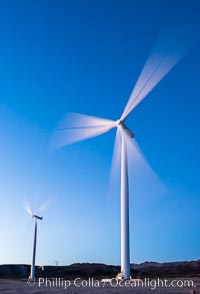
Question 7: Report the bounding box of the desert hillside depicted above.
[1,260,200,279]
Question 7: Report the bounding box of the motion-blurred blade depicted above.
[108,129,167,208]
[108,129,167,209]
[125,136,167,208]
[121,25,199,121]
[36,199,50,215]
[25,200,33,217]
[50,112,116,151]
[58,112,115,128]
[108,128,121,198]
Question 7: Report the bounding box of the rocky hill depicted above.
[132,260,200,277]
[0,260,200,279]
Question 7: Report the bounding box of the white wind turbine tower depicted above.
[51,27,198,279]
[25,201,45,280]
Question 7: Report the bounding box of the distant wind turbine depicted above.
[25,201,45,280]
[51,26,199,279]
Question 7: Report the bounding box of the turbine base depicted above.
[116,272,132,281]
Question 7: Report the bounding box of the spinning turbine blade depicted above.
[36,199,50,215]
[50,112,116,151]
[109,128,121,197]
[109,132,166,209]
[25,200,33,217]
[59,112,115,128]
[121,26,199,121]
[125,137,167,208]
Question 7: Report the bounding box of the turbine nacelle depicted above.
[33,214,43,220]
[115,119,135,139]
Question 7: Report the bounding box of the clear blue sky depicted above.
[0,0,200,266]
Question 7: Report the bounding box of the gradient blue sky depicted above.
[0,0,200,266]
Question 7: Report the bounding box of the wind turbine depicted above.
[51,27,198,279]
[25,201,43,280]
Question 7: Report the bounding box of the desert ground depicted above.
[0,278,199,294]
